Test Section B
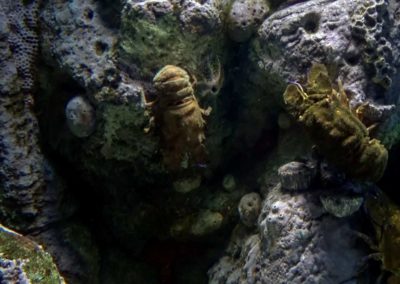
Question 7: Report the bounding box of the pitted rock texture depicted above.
[40,0,143,104]
[0,0,66,232]
[209,187,367,284]
[350,0,394,90]
[227,0,270,42]
[0,259,30,284]
[0,0,40,92]
[252,0,400,110]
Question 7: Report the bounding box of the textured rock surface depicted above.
[2,0,400,282]
[278,161,317,191]
[119,0,226,80]
[0,224,64,283]
[0,1,101,283]
[250,0,400,125]
[238,192,262,227]
[227,0,270,42]
[0,0,65,232]
[209,184,367,284]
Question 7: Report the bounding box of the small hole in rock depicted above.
[211,86,217,93]
[345,54,360,66]
[303,12,320,34]
[94,41,108,56]
[84,8,94,20]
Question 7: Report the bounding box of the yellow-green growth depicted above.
[0,225,64,284]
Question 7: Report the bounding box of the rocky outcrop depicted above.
[244,0,400,149]
[209,161,368,284]
[0,0,65,233]
[0,224,64,283]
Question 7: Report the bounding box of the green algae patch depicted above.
[119,7,225,80]
[0,225,64,284]
[100,103,158,163]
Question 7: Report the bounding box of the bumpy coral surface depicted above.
[283,63,388,182]
[209,181,367,284]
[0,0,66,232]
[251,0,400,124]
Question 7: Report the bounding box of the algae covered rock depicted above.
[119,0,226,80]
[0,225,64,284]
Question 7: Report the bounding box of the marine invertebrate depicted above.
[147,65,211,170]
[283,63,388,182]
[358,190,400,283]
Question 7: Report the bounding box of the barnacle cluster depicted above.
[283,63,388,182]
[146,65,211,171]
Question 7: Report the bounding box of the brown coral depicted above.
[147,65,211,171]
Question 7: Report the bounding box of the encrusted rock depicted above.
[0,225,65,283]
[251,0,400,124]
[1,0,40,91]
[278,161,317,191]
[209,186,368,283]
[238,193,262,227]
[119,0,225,80]
[0,0,68,232]
[227,0,270,42]
[65,96,96,138]
[350,0,394,89]
[41,0,143,105]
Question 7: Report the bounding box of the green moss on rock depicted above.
[0,225,64,284]
[119,3,225,80]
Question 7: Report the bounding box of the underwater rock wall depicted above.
[209,163,367,284]
[0,0,70,232]
[1,0,400,283]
